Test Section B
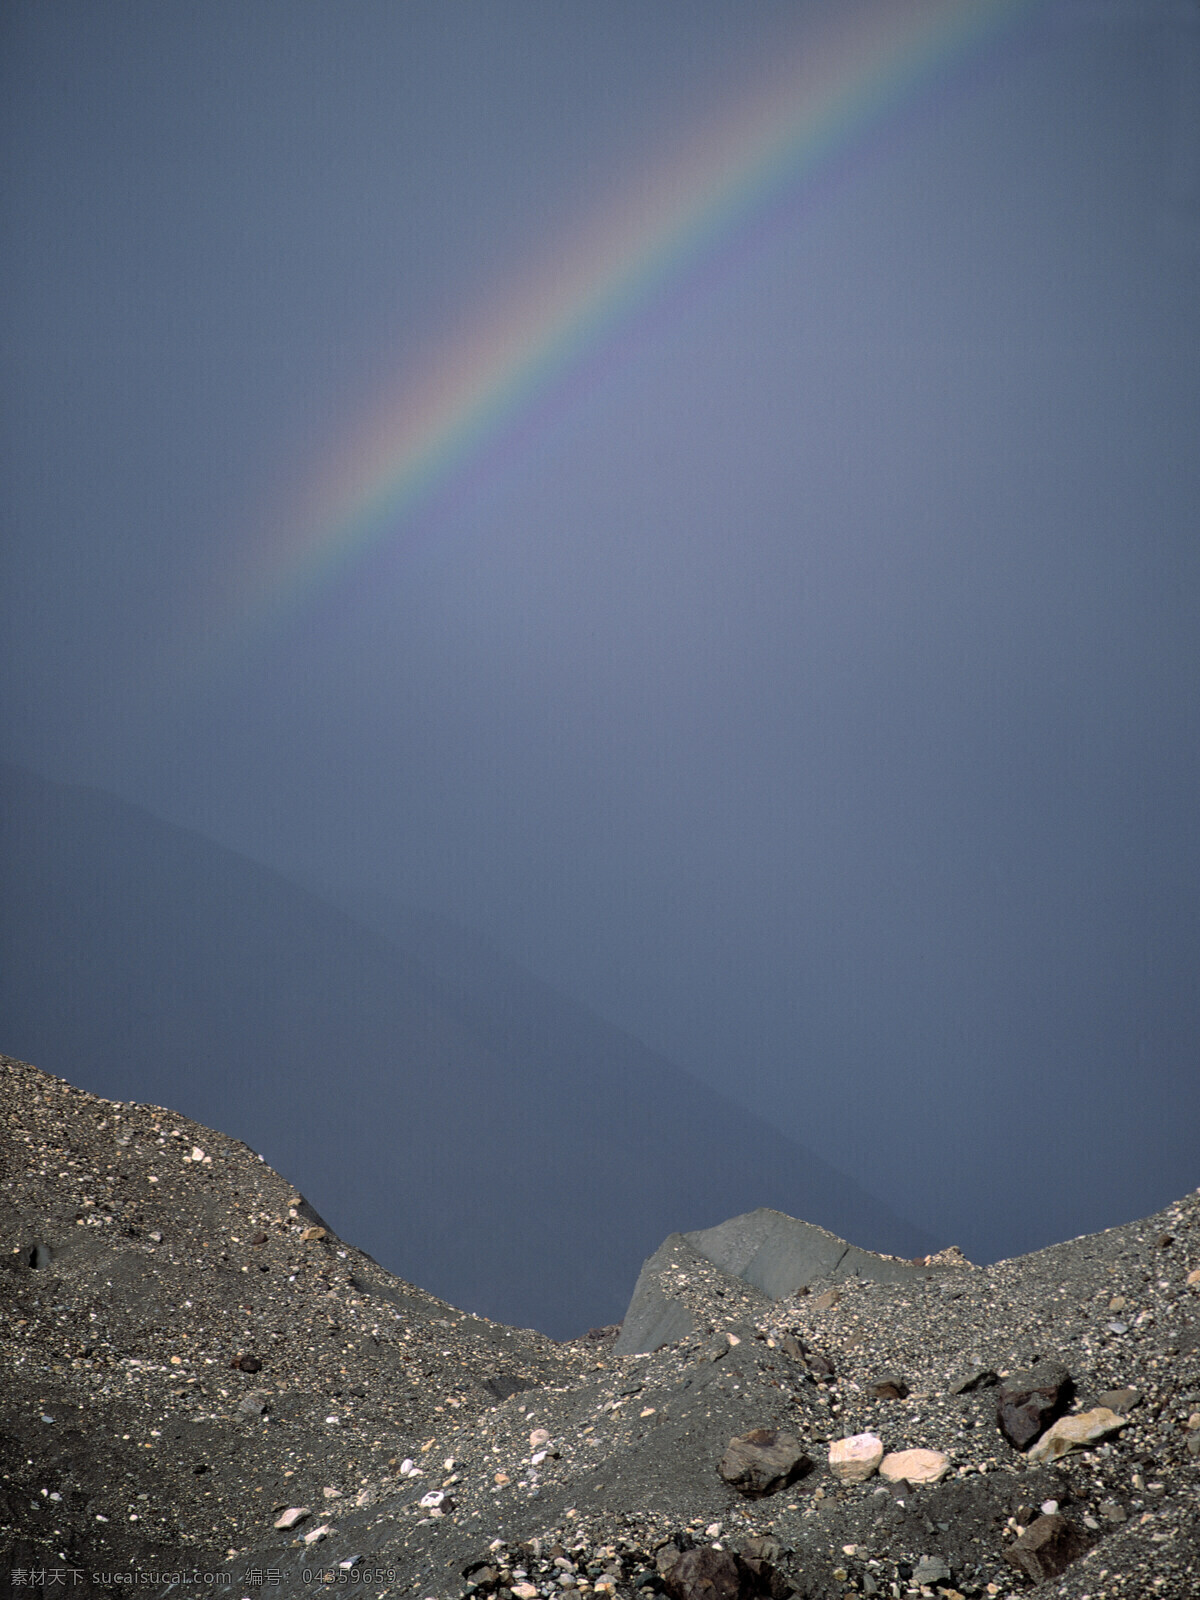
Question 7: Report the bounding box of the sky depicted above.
[3,0,1199,1265]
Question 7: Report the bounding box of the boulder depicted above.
[718,1429,811,1497]
[658,1545,791,1600]
[828,1433,884,1484]
[1004,1514,1090,1583]
[879,1448,950,1484]
[1027,1406,1129,1462]
[996,1361,1072,1450]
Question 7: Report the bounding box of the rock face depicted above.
[995,1360,1073,1450]
[717,1429,811,1497]
[4,1053,1200,1600]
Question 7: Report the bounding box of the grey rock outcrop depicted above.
[615,1208,966,1355]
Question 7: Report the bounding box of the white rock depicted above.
[419,1490,446,1509]
[302,1523,332,1545]
[399,1458,416,1476]
[529,1428,550,1451]
[273,1507,310,1530]
[879,1448,951,1484]
[828,1433,884,1484]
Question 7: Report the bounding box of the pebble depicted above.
[870,1372,909,1400]
[273,1506,310,1530]
[1096,1387,1140,1414]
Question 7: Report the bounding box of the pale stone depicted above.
[273,1506,310,1529]
[879,1448,951,1484]
[1027,1406,1129,1463]
[529,1427,550,1450]
[828,1433,884,1484]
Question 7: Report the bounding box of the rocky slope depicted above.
[2,1054,1198,1600]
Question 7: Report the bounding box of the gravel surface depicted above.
[2,1054,1198,1600]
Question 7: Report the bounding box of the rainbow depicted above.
[231,0,1038,635]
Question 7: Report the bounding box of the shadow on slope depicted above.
[0,763,935,1337]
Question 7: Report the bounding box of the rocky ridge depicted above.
[2,1054,1198,1600]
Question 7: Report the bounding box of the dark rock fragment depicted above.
[659,1545,789,1600]
[739,1552,792,1599]
[1004,1513,1090,1583]
[778,1335,804,1361]
[718,1428,811,1497]
[949,1366,998,1395]
[658,1546,746,1600]
[232,1353,262,1372]
[996,1360,1072,1450]
[741,1538,781,1565]
[1096,1387,1140,1414]
[461,1562,500,1592]
[871,1372,909,1400]
[806,1350,835,1378]
[911,1557,950,1586]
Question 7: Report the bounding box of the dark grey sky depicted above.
[3,0,1199,1263]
